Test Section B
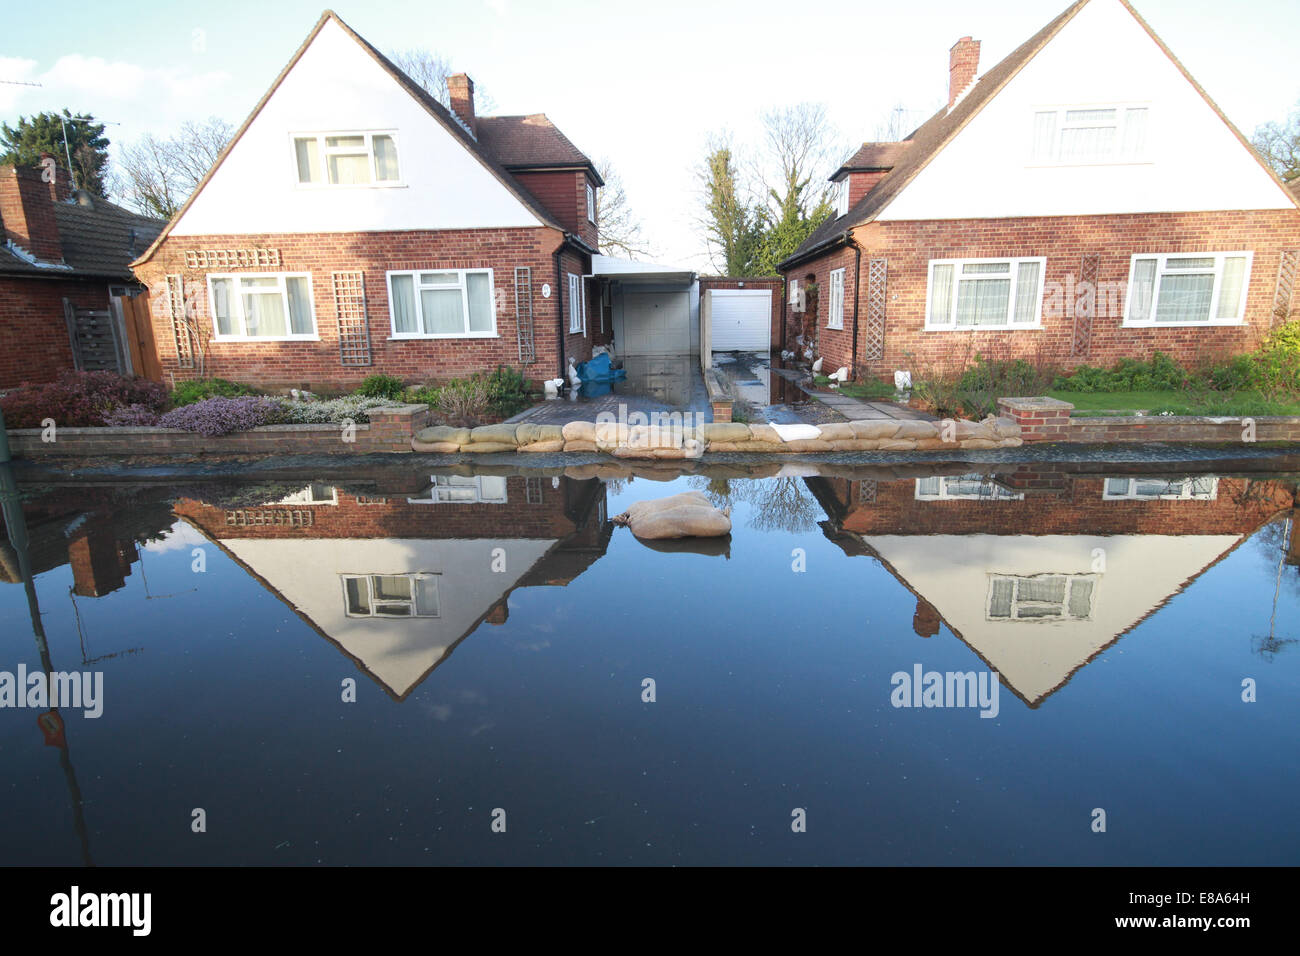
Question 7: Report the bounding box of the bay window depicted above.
[1124,253,1251,326]
[209,272,316,340]
[387,269,496,338]
[293,131,400,186]
[926,257,1046,329]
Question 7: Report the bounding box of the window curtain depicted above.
[390,275,419,333]
[1067,579,1093,619]
[466,273,494,333]
[1127,259,1157,322]
[326,136,370,185]
[373,135,400,181]
[294,138,320,184]
[955,277,1010,326]
[1122,108,1148,160]
[286,277,313,334]
[1032,112,1057,162]
[1216,257,1247,319]
[210,278,236,335]
[241,278,287,336]
[1013,261,1041,323]
[422,288,464,334]
[929,264,954,325]
[1156,273,1214,322]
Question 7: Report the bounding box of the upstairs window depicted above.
[1124,253,1251,326]
[342,574,439,618]
[926,257,1046,330]
[833,178,850,217]
[294,131,400,186]
[827,268,845,330]
[586,183,596,223]
[209,272,316,340]
[1031,106,1148,164]
[987,574,1097,622]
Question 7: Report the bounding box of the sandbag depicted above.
[878,439,919,450]
[893,420,940,440]
[815,422,856,441]
[411,439,463,453]
[615,491,713,522]
[746,424,781,443]
[850,420,901,440]
[562,421,597,442]
[564,439,598,452]
[460,442,517,453]
[516,423,564,445]
[698,422,751,443]
[615,501,732,540]
[519,439,565,452]
[415,425,471,445]
[467,423,519,446]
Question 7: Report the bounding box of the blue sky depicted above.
[4,0,1297,266]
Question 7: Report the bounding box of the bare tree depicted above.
[114,116,233,219]
[1253,100,1300,183]
[389,48,497,113]
[755,103,844,221]
[594,158,651,259]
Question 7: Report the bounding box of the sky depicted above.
[3,0,1298,269]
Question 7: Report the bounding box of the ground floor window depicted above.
[209,273,316,340]
[1102,477,1218,500]
[568,273,585,334]
[1124,253,1251,326]
[926,257,1045,329]
[915,475,1024,500]
[387,269,496,338]
[827,268,845,330]
[408,475,508,504]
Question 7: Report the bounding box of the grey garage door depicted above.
[622,291,691,355]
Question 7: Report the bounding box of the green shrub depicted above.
[1053,352,1189,393]
[170,378,259,408]
[433,377,490,422]
[480,365,533,419]
[354,374,406,400]
[278,396,395,424]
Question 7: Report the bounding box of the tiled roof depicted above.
[477,115,602,183]
[0,195,164,279]
[831,142,913,178]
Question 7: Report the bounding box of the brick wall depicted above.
[786,249,859,367]
[699,276,784,349]
[0,276,113,387]
[133,227,592,390]
[0,165,63,262]
[511,169,599,248]
[848,170,891,208]
[788,209,1300,381]
[818,472,1295,537]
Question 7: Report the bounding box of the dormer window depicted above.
[833,178,850,217]
[1031,106,1148,165]
[293,131,401,186]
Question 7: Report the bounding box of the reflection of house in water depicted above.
[0,488,176,598]
[809,468,1298,707]
[172,475,611,700]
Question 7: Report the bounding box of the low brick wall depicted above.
[998,396,1300,444]
[6,403,430,458]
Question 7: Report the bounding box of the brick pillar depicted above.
[364,403,432,452]
[997,396,1074,442]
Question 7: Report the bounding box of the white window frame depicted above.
[1121,252,1252,328]
[407,475,508,505]
[924,256,1047,331]
[272,484,338,506]
[833,177,849,217]
[386,268,497,339]
[290,130,403,188]
[586,183,596,223]
[1029,103,1150,166]
[341,573,440,618]
[986,573,1098,623]
[207,272,318,341]
[914,475,1024,501]
[1102,477,1219,501]
[568,273,585,334]
[827,267,845,330]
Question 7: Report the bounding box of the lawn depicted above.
[1048,390,1300,417]
[813,375,897,401]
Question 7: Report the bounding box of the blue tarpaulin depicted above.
[576,353,626,382]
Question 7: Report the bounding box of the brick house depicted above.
[779,0,1300,382]
[131,10,606,391]
[0,158,164,389]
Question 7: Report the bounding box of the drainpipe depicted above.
[779,275,788,354]
[849,239,862,381]
[0,407,10,465]
[554,247,566,379]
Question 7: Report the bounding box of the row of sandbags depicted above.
[411,416,1023,455]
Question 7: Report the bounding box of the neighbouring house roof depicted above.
[0,195,164,280]
[134,10,598,267]
[830,142,913,179]
[477,115,604,185]
[779,0,1297,271]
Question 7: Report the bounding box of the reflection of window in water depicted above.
[272,483,338,505]
[988,574,1096,622]
[408,475,508,504]
[915,475,1024,500]
[342,574,440,618]
[1102,477,1218,500]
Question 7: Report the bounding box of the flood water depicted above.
[1,459,1297,866]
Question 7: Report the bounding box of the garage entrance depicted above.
[708,288,772,352]
[621,290,691,356]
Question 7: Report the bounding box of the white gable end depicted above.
[879,0,1293,222]
[171,18,543,237]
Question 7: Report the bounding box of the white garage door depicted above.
[710,289,771,351]
[623,291,691,356]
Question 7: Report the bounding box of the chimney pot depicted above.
[447,73,477,138]
[948,36,981,110]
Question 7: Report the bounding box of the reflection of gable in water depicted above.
[221,537,558,699]
[866,533,1244,706]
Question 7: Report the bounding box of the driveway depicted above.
[508,353,710,425]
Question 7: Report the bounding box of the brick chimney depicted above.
[0,163,64,263]
[41,151,73,203]
[447,73,477,138]
[948,36,981,110]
